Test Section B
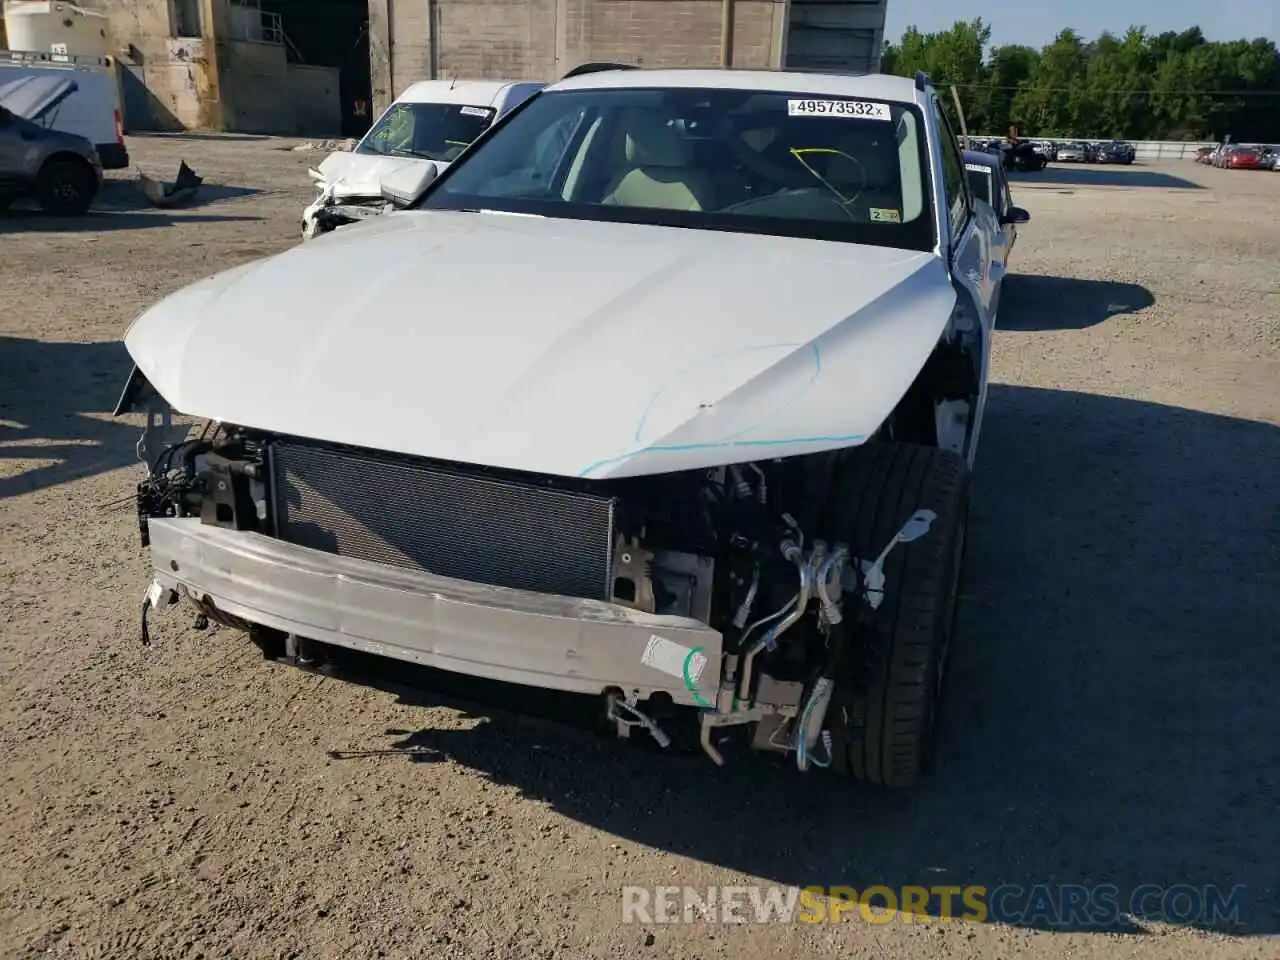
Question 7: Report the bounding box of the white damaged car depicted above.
[117,66,999,787]
[301,78,542,239]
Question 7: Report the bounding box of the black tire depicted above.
[36,158,97,216]
[249,625,287,660]
[825,442,971,788]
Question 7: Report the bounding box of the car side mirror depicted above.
[1001,206,1030,225]
[380,162,438,208]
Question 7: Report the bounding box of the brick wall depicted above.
[377,0,788,111]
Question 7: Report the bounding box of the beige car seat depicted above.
[600,110,716,211]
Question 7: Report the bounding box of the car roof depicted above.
[963,149,999,171]
[395,79,539,107]
[547,68,924,104]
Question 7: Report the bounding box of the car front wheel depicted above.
[36,158,97,216]
[825,442,972,788]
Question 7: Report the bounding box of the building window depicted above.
[170,0,202,38]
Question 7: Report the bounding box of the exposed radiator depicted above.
[269,440,617,600]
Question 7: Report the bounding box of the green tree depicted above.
[880,20,1280,142]
[978,44,1039,136]
[880,20,992,129]
[1013,29,1088,136]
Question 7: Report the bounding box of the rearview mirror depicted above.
[1002,206,1030,225]
[380,162,438,208]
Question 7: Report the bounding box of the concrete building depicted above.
[46,0,887,135]
[62,0,346,134]
[372,0,888,113]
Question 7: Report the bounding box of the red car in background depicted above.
[1219,146,1265,169]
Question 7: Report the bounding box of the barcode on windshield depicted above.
[787,99,891,121]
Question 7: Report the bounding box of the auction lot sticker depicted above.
[788,99,891,121]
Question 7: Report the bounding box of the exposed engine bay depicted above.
[135,419,935,773]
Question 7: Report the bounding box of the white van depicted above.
[302,78,542,238]
[0,50,127,168]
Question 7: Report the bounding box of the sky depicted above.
[883,0,1278,50]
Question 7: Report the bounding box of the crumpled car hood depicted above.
[316,150,448,199]
[125,211,957,479]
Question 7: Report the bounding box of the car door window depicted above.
[990,168,1006,217]
[965,167,992,207]
[932,99,970,244]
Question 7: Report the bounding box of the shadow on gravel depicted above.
[0,210,263,233]
[1009,166,1204,189]
[0,337,140,499]
[326,384,1280,936]
[0,180,263,232]
[999,276,1155,330]
[140,132,275,142]
[94,178,263,211]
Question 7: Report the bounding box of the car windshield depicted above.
[357,101,497,163]
[417,86,936,251]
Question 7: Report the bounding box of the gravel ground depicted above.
[1,138,1277,960]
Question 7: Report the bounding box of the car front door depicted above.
[933,97,995,463]
[0,109,27,196]
[997,164,1016,252]
[934,100,994,324]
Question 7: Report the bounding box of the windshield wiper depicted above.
[384,148,439,161]
[453,208,547,218]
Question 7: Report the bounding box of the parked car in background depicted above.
[997,139,1047,172]
[1094,140,1135,164]
[1220,146,1265,170]
[1210,143,1238,168]
[974,138,1005,160]
[969,138,1045,172]
[0,73,102,215]
[301,78,544,239]
[964,149,1030,319]
[1031,140,1057,161]
[1056,141,1090,163]
[0,50,127,169]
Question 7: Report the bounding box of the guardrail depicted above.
[968,136,1269,161]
